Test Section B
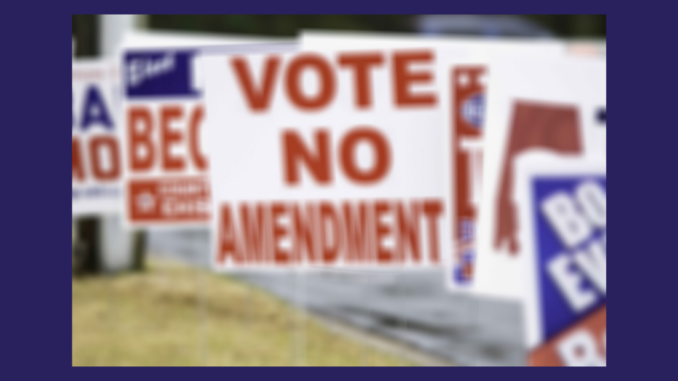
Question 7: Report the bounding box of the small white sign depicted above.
[72,60,123,216]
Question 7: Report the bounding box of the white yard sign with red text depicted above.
[203,49,453,269]
[301,32,567,291]
[72,60,123,216]
[120,47,210,228]
[475,56,606,300]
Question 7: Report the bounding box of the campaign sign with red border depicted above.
[121,48,210,228]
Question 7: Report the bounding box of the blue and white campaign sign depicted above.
[72,60,123,216]
[514,153,606,366]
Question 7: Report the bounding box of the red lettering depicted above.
[375,201,394,264]
[72,138,85,182]
[128,107,154,171]
[343,202,374,263]
[338,52,384,108]
[240,203,270,264]
[219,204,243,265]
[89,136,120,181]
[188,105,207,170]
[231,56,280,112]
[422,200,443,263]
[282,129,331,185]
[340,127,391,184]
[393,51,437,107]
[161,106,185,171]
[396,202,421,263]
[292,204,320,264]
[271,202,290,265]
[319,202,343,264]
[286,54,335,110]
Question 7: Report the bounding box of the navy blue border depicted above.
[11,5,668,379]
[3,7,71,374]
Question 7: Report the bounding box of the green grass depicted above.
[72,259,413,366]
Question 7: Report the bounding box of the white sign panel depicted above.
[72,60,123,216]
[475,56,606,300]
[301,31,568,292]
[435,43,566,294]
[203,48,453,269]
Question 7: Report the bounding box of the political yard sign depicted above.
[72,60,123,216]
[202,49,453,269]
[120,48,210,228]
[474,56,606,300]
[119,44,295,228]
[515,154,606,366]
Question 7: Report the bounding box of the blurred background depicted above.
[73,15,605,57]
[72,15,605,367]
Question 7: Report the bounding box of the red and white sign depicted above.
[119,41,295,228]
[440,47,567,294]
[203,49,454,269]
[474,56,607,300]
[120,47,210,228]
[72,60,123,216]
[301,32,568,291]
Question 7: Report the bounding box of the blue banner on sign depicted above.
[532,176,606,341]
[125,50,201,99]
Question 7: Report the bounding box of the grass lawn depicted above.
[72,259,414,366]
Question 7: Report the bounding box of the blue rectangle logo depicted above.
[124,50,201,99]
[532,175,606,341]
